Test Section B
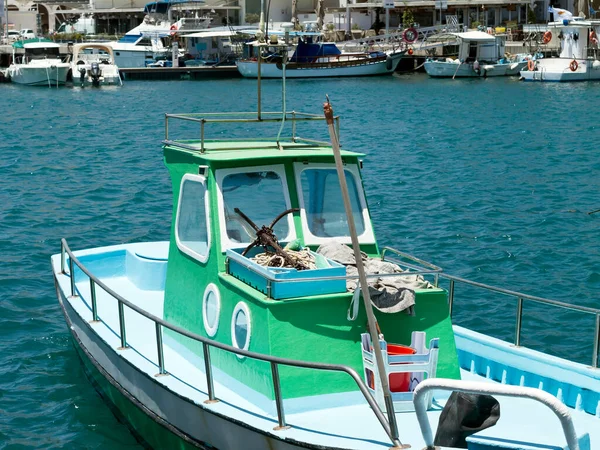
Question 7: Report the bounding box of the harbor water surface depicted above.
[1,74,599,448]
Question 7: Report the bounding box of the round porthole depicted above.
[231,302,251,357]
[202,284,220,337]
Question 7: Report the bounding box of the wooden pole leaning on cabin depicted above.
[323,98,406,449]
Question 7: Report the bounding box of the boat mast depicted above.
[323,98,406,449]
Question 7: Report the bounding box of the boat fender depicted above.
[403,27,418,44]
[570,59,578,71]
[573,32,579,41]
[170,24,178,37]
[473,60,480,74]
[590,30,598,45]
[407,47,414,55]
[593,60,600,69]
[386,55,393,71]
[434,392,500,448]
[543,31,552,44]
[527,59,535,71]
[276,61,283,70]
[558,31,564,40]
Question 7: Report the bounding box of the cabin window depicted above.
[202,284,220,337]
[136,37,152,47]
[217,166,294,249]
[294,163,375,245]
[301,168,364,236]
[231,302,251,357]
[175,174,210,263]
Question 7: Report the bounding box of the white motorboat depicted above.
[109,18,175,69]
[109,1,212,69]
[424,31,529,78]
[237,35,406,78]
[520,16,600,81]
[7,40,70,87]
[71,43,122,86]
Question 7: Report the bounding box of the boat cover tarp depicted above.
[316,242,433,315]
[291,41,341,63]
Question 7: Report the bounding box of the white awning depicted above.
[454,31,497,41]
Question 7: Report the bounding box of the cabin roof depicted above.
[163,140,365,163]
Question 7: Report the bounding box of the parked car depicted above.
[6,30,21,42]
[20,29,36,39]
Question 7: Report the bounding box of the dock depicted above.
[120,65,241,80]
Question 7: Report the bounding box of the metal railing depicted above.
[58,238,401,446]
[442,272,600,368]
[413,379,580,450]
[164,111,340,153]
[58,235,600,448]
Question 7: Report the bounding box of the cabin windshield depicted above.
[221,170,290,244]
[299,168,365,238]
[26,47,60,59]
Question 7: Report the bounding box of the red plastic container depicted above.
[387,344,417,392]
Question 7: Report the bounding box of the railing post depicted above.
[60,240,66,274]
[448,279,455,318]
[200,119,205,153]
[271,362,290,430]
[118,300,128,350]
[203,343,218,403]
[165,114,169,140]
[89,279,99,322]
[593,314,600,368]
[69,256,76,298]
[515,297,523,347]
[155,323,166,376]
[291,111,296,142]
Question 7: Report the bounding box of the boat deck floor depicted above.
[52,242,599,450]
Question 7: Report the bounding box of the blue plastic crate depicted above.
[226,247,347,299]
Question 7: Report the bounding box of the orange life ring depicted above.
[590,30,598,45]
[170,24,178,36]
[527,59,535,71]
[570,59,578,71]
[543,31,552,44]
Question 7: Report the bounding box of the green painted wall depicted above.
[161,144,460,404]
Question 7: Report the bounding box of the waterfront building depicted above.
[2,0,597,39]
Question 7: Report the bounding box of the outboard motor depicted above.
[78,66,87,86]
[90,62,102,87]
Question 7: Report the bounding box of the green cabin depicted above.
[161,111,460,408]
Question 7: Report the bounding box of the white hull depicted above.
[520,58,600,82]
[237,53,403,78]
[8,62,70,86]
[111,48,160,69]
[72,64,122,86]
[424,60,527,78]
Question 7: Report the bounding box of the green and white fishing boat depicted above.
[52,71,600,449]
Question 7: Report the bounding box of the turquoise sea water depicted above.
[1,75,599,448]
